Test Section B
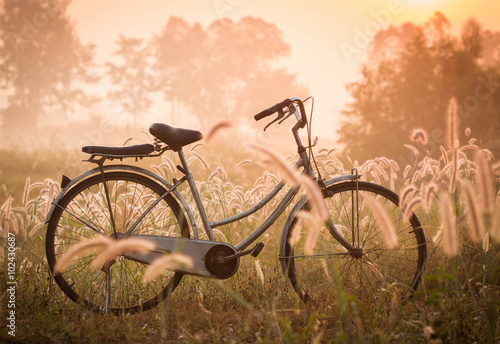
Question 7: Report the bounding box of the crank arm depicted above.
[220,242,264,262]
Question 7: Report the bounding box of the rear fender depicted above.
[45,165,198,238]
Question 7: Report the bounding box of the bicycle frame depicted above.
[46,97,359,274]
[168,106,357,254]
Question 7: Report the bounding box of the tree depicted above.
[106,36,153,126]
[338,12,500,162]
[151,16,306,128]
[0,0,97,133]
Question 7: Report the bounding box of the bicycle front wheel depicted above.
[282,181,427,310]
[46,171,190,314]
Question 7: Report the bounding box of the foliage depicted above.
[339,12,500,163]
[105,36,154,126]
[0,0,98,132]
[150,16,307,127]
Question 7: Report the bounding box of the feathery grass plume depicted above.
[190,143,205,152]
[465,127,471,137]
[482,232,490,252]
[449,140,459,193]
[404,197,421,221]
[252,145,303,186]
[287,213,304,247]
[91,238,156,269]
[460,180,486,243]
[403,144,419,158]
[235,159,252,170]
[54,237,113,273]
[254,260,265,286]
[446,97,459,150]
[143,253,193,283]
[208,169,220,181]
[399,185,416,209]
[403,165,412,180]
[460,144,479,152]
[1,196,13,221]
[205,121,232,142]
[388,159,399,172]
[438,191,458,257]
[410,128,428,144]
[295,210,322,255]
[364,194,398,249]
[491,204,500,243]
[22,177,31,206]
[423,183,438,210]
[440,145,449,164]
[192,151,209,171]
[474,150,494,213]
[302,177,329,222]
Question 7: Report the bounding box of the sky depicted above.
[67,0,500,140]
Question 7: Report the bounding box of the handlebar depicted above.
[254,97,307,130]
[254,98,293,121]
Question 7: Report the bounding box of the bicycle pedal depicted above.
[251,242,265,257]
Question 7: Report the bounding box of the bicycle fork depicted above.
[324,169,362,257]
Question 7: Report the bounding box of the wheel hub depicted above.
[349,248,364,259]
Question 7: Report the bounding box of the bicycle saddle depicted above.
[149,123,203,151]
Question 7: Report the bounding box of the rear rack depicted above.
[83,141,170,165]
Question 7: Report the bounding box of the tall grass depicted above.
[0,128,499,343]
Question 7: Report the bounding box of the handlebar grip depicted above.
[254,98,293,121]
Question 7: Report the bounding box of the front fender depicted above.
[45,165,198,238]
[279,196,308,274]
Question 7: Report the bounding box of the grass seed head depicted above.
[438,191,458,257]
[399,184,416,209]
[143,253,194,283]
[410,128,428,144]
[404,197,421,222]
[460,180,486,243]
[205,121,232,142]
[491,204,500,243]
[364,194,398,249]
[54,237,113,273]
[91,238,156,269]
[446,97,459,150]
[474,150,494,213]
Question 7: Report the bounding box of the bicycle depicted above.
[45,96,427,314]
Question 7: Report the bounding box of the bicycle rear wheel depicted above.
[46,171,189,314]
[282,181,427,310]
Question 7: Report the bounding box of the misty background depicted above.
[0,0,499,161]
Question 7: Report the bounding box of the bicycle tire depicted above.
[46,171,190,314]
[282,181,427,310]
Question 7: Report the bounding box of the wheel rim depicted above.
[46,172,189,314]
[284,182,426,311]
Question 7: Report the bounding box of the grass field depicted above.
[1,127,499,343]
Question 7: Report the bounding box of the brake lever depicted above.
[278,111,293,124]
[263,109,285,131]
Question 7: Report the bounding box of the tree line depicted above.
[339,11,500,162]
[0,0,305,135]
